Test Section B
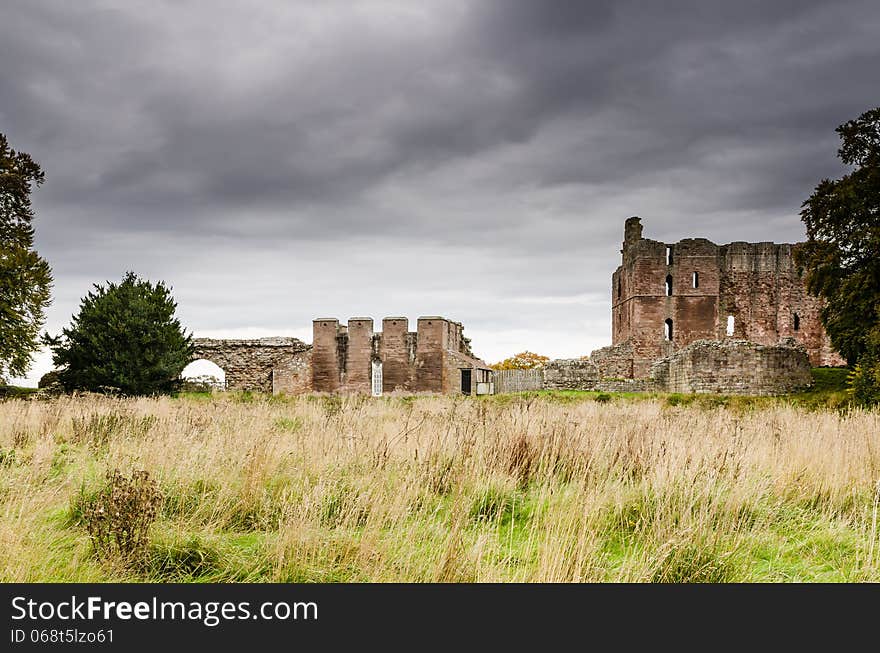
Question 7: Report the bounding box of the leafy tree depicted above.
[794,107,880,404]
[0,133,52,382]
[45,272,193,395]
[490,351,550,370]
[794,107,880,367]
[848,350,880,407]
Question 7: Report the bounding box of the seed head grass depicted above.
[0,391,878,582]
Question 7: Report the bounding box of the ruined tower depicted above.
[311,316,493,395]
[611,217,844,378]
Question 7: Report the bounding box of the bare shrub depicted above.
[82,469,163,562]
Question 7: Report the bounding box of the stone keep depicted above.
[610,217,844,378]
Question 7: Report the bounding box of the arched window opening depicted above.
[664,319,673,342]
[793,313,800,332]
[726,315,735,337]
[665,275,673,296]
[666,246,673,265]
[692,271,699,288]
[617,278,622,299]
[181,359,226,391]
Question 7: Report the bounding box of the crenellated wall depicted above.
[611,217,845,377]
[311,316,492,394]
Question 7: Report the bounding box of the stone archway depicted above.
[181,359,226,390]
[191,337,312,393]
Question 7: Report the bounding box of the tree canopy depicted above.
[793,107,880,368]
[0,132,52,382]
[490,351,550,370]
[45,272,193,395]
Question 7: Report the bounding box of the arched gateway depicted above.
[191,337,312,393]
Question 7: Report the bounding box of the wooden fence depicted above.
[492,369,544,394]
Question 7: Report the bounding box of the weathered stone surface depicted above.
[611,217,845,378]
[588,342,635,379]
[312,316,492,395]
[543,358,600,390]
[192,337,311,393]
[649,338,813,395]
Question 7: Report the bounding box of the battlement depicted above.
[311,316,490,394]
[611,217,844,377]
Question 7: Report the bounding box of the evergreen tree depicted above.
[46,272,193,395]
[0,133,53,382]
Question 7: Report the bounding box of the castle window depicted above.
[666,246,673,265]
[664,319,673,341]
[793,313,800,331]
[665,275,673,296]
[726,315,735,336]
[692,271,699,288]
[371,360,383,397]
[617,279,621,299]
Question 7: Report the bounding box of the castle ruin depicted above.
[312,316,493,395]
[609,216,844,378]
[191,316,493,395]
[189,216,841,397]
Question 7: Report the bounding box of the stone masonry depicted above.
[311,316,493,395]
[649,338,813,395]
[611,217,844,378]
[191,337,311,393]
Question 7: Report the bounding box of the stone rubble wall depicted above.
[649,338,813,395]
[542,358,600,390]
[271,350,312,395]
[587,342,635,379]
[192,337,311,393]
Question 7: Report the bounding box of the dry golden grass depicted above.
[1,392,878,582]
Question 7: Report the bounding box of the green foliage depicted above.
[37,369,62,389]
[0,133,53,381]
[145,536,221,580]
[45,272,193,395]
[490,351,550,370]
[848,349,880,407]
[794,106,880,366]
[649,541,738,583]
[808,367,851,393]
[0,384,38,399]
[469,486,525,525]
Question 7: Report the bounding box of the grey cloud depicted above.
[2,0,879,383]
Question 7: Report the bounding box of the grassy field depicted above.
[1,372,878,583]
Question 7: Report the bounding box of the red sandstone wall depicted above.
[611,218,845,377]
[381,317,415,391]
[272,350,312,395]
[416,317,445,393]
[343,318,373,393]
[312,319,340,392]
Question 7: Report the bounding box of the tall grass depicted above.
[1,392,878,582]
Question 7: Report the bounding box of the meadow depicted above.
[1,379,878,582]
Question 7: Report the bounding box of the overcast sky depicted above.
[3,0,879,384]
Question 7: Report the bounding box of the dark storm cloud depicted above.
[2,0,879,382]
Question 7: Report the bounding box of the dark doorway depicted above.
[460,369,472,395]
